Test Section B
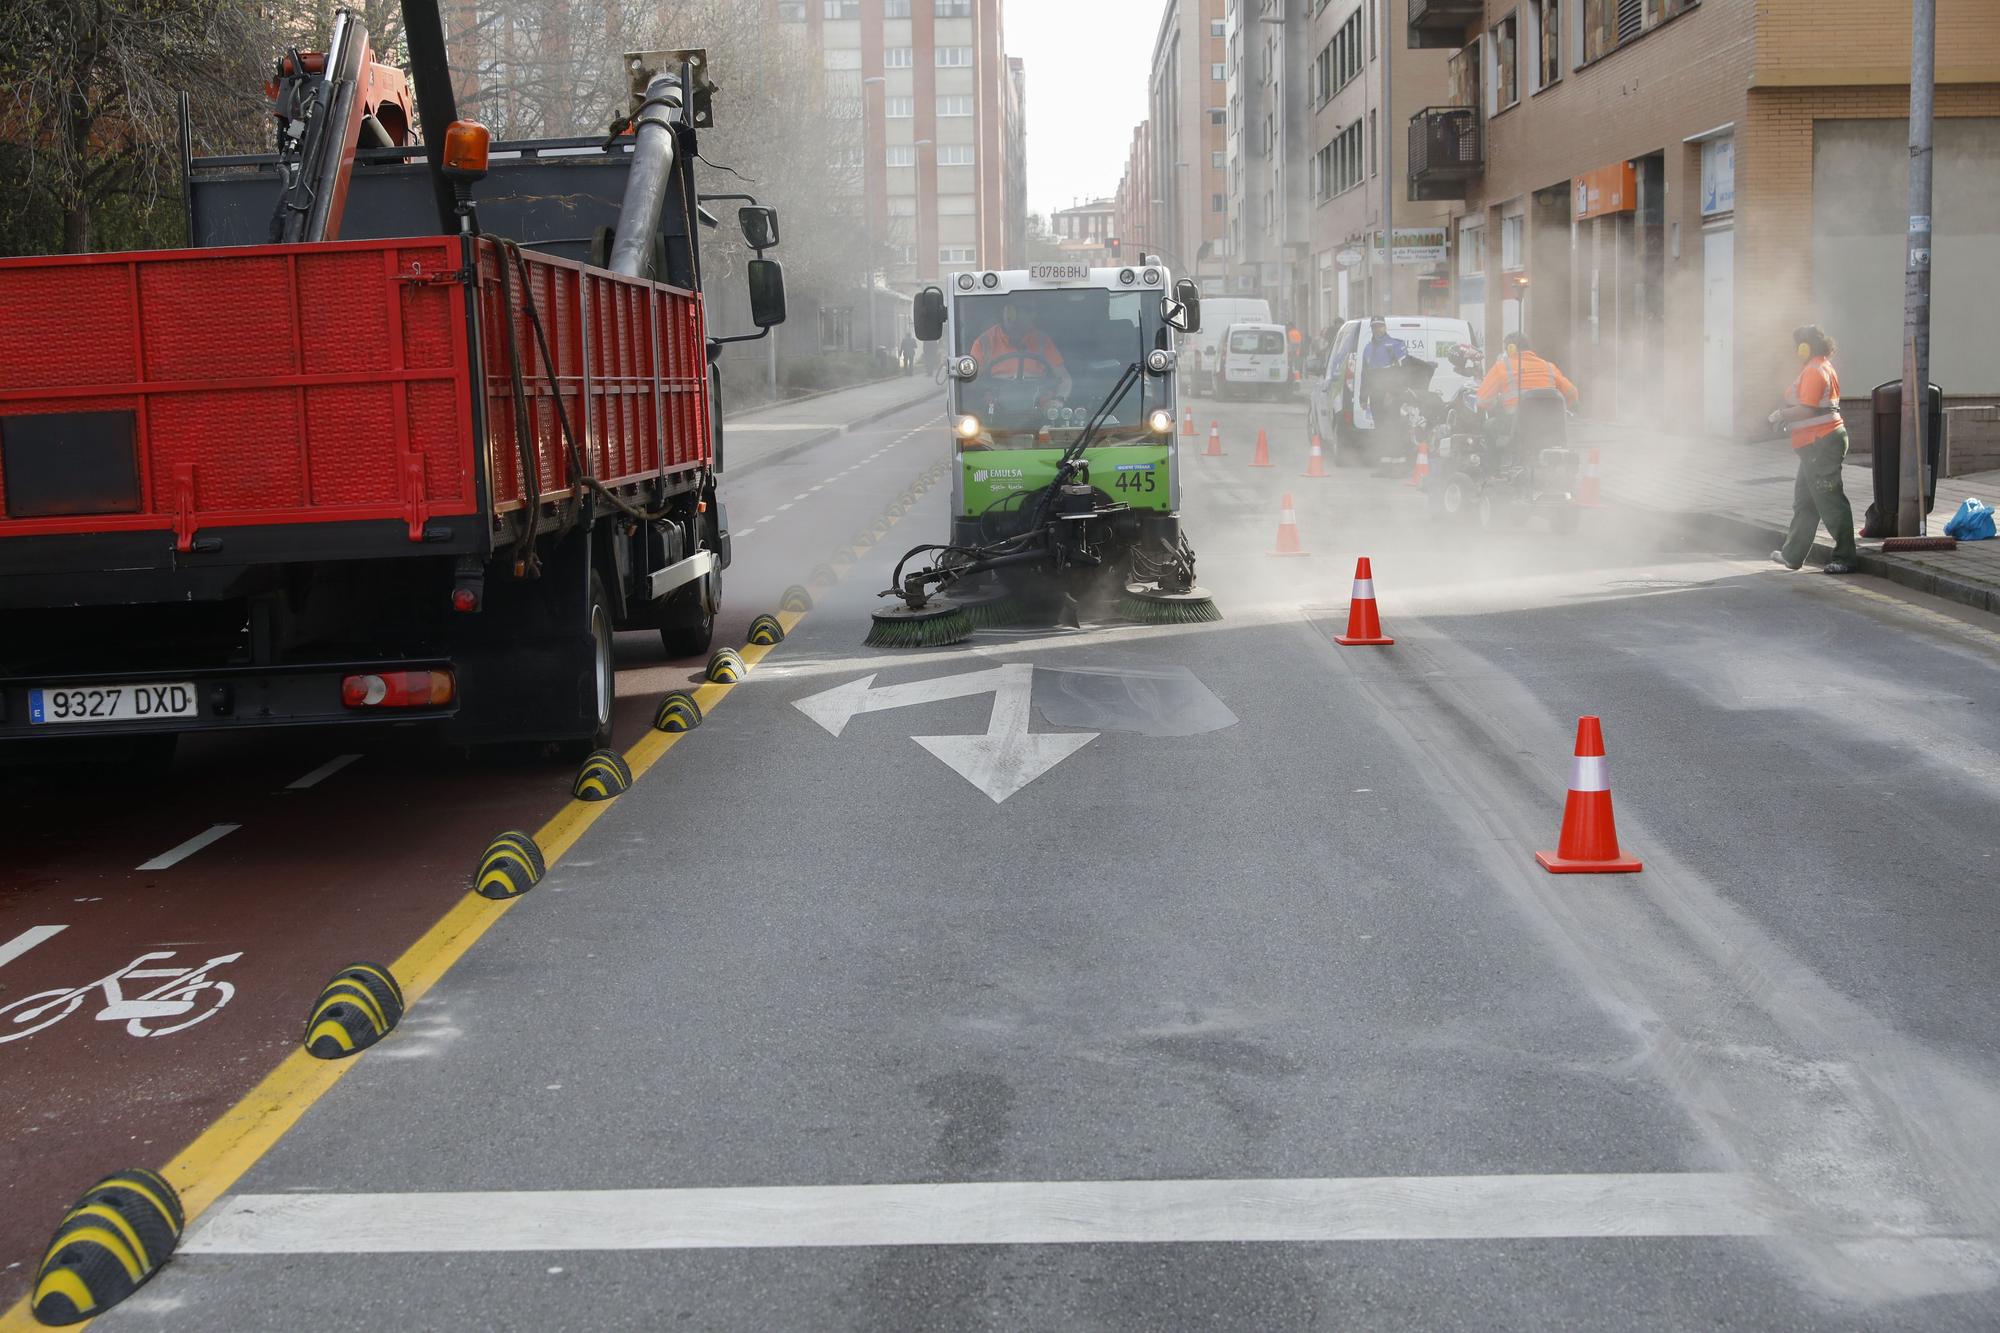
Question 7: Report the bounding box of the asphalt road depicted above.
[13,385,2000,1329]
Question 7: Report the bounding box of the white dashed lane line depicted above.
[778,503,795,511]
[286,753,362,791]
[137,824,241,871]
[0,925,66,970]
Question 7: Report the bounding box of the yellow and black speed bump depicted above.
[870,517,892,539]
[31,1168,185,1325]
[808,564,839,589]
[572,749,634,801]
[706,647,747,684]
[747,614,786,647]
[653,690,703,732]
[474,830,545,900]
[780,584,814,613]
[829,550,854,572]
[303,963,405,1060]
[851,531,876,551]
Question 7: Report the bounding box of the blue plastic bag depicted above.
[1945,497,1996,541]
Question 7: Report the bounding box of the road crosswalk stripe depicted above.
[185,1173,1773,1254]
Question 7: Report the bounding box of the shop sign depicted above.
[1573,162,1637,220]
[1392,227,1448,265]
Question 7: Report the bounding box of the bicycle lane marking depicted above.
[134,824,241,871]
[0,926,65,971]
[0,950,244,1045]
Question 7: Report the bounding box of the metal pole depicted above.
[1380,0,1394,316]
[1899,0,1934,537]
[397,0,463,236]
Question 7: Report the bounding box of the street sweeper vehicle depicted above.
[868,262,1215,648]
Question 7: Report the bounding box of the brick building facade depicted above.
[1410,0,1999,435]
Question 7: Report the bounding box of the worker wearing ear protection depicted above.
[1770,323,1856,573]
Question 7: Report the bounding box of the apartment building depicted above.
[771,0,1027,300]
[1142,0,1232,286]
[1217,0,1312,321]
[1409,0,1999,434]
[1306,0,1455,333]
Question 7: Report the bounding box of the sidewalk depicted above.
[1580,419,2000,616]
[721,373,940,475]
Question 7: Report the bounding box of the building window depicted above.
[823,48,862,70]
[1530,0,1561,89]
[935,0,972,14]
[884,96,914,117]
[940,246,977,264]
[885,47,913,68]
[1489,12,1519,112]
[887,196,918,216]
[1212,192,1225,212]
[937,95,973,117]
[776,0,804,17]
[1368,109,1377,176]
[887,145,916,167]
[1210,18,1225,36]
[1582,0,1691,63]
[885,0,911,14]
[894,243,916,265]
[1210,107,1226,125]
[823,0,858,18]
[1501,214,1524,269]
[936,46,972,67]
[1211,149,1225,168]
[1212,62,1226,79]
[1458,219,1485,276]
[1315,119,1365,202]
[938,145,975,165]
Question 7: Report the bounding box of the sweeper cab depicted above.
[870,262,1216,648]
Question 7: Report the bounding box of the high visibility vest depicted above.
[1479,351,1576,410]
[1788,357,1842,447]
[971,327,1064,380]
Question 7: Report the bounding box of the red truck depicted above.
[0,24,785,765]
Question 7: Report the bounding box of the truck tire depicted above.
[659,566,718,659]
[556,571,617,761]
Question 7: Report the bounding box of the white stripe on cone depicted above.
[1352,579,1376,599]
[1569,754,1610,793]
[1281,507,1298,523]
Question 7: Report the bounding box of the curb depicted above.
[726,385,940,478]
[1633,498,2000,618]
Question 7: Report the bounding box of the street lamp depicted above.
[862,75,885,354]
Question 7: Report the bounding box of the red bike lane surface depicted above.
[0,732,580,1309]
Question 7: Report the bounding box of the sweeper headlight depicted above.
[1145,348,1172,374]
[951,356,978,380]
[1147,409,1174,435]
[955,414,983,439]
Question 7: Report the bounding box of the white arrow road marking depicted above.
[0,925,66,970]
[793,664,1095,802]
[915,665,1095,803]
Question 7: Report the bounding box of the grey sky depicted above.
[1008,0,1157,219]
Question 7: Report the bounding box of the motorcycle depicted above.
[1422,347,1582,534]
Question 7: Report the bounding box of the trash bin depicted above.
[1862,379,1943,537]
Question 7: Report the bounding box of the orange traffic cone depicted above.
[1304,434,1328,478]
[1270,492,1308,556]
[1575,447,1603,507]
[1535,716,1643,874]
[1205,421,1223,457]
[1334,557,1394,644]
[1182,408,1196,437]
[1250,427,1272,468]
[1405,439,1429,487]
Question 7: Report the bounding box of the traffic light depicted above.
[1107,236,1120,259]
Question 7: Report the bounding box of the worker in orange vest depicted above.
[1769,323,1856,573]
[1476,331,1579,413]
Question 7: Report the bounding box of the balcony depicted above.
[1407,0,1482,49]
[1408,107,1482,201]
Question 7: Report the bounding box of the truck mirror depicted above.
[738,205,780,251]
[747,257,787,328]
[1172,278,1202,334]
[913,286,946,342]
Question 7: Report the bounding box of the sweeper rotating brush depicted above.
[958,591,1031,629]
[866,597,975,649]
[1116,583,1221,625]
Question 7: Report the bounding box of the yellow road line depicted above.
[1,457,931,1333]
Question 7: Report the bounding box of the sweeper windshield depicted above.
[952,289,1166,447]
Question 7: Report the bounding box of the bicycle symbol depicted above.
[0,950,242,1043]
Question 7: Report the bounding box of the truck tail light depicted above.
[451,587,479,613]
[342,670,456,709]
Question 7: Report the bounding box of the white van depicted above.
[1218,323,1293,400]
[1308,315,1479,460]
[1184,296,1272,393]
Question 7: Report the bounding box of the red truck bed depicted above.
[0,236,711,554]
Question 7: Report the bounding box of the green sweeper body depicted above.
[869,263,1218,649]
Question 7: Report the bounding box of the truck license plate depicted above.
[29,683,198,725]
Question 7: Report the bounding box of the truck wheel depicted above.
[659,567,718,659]
[556,571,617,761]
